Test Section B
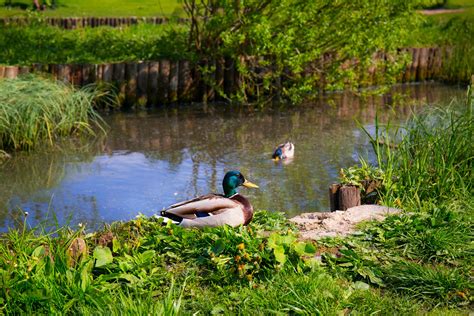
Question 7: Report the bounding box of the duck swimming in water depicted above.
[272,142,295,161]
[158,170,259,228]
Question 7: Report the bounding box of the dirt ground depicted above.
[290,205,402,240]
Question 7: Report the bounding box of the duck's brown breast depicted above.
[230,194,254,225]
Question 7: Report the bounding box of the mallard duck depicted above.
[158,170,259,228]
[272,141,294,161]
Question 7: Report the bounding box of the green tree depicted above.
[182,0,418,103]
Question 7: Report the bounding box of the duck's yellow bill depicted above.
[272,157,280,161]
[243,179,259,189]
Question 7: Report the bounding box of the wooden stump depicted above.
[338,185,361,211]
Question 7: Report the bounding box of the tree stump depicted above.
[338,185,361,211]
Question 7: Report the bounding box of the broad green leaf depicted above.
[93,246,113,267]
[274,245,287,264]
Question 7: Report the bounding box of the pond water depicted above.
[0,83,465,232]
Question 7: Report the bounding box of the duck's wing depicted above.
[165,194,240,217]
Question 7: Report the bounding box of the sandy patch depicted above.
[290,205,402,240]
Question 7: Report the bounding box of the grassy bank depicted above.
[0,75,110,151]
[1,94,472,313]
[0,0,181,17]
[0,23,189,65]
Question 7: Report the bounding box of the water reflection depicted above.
[0,83,464,231]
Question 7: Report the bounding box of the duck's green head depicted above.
[222,170,259,197]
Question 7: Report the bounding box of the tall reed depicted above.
[362,93,473,208]
[0,75,108,151]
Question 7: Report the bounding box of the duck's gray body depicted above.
[160,193,253,228]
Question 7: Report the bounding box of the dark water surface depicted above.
[0,83,465,231]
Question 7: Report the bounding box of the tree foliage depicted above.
[182,0,418,102]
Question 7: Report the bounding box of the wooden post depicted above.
[0,66,5,78]
[71,64,83,86]
[158,59,170,103]
[148,61,159,106]
[206,59,215,102]
[215,57,225,101]
[338,185,361,211]
[417,47,429,81]
[82,64,95,85]
[178,60,193,102]
[329,184,341,211]
[410,48,420,82]
[5,66,19,79]
[125,62,138,107]
[102,63,113,82]
[96,63,104,82]
[137,62,149,107]
[224,56,235,97]
[112,63,126,103]
[19,66,30,75]
[169,60,178,103]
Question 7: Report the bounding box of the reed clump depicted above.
[0,75,108,151]
[328,94,473,309]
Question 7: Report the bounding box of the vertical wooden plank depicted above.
[5,66,19,79]
[82,64,95,85]
[168,61,178,103]
[102,63,113,82]
[215,57,225,101]
[71,64,83,86]
[148,61,159,106]
[19,66,30,75]
[125,62,138,107]
[59,64,71,83]
[417,47,428,81]
[96,63,104,82]
[0,66,5,78]
[137,62,149,107]
[410,48,419,82]
[158,59,170,103]
[112,63,126,104]
[223,56,235,97]
[178,60,193,102]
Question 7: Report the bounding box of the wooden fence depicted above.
[0,47,448,106]
[0,16,187,29]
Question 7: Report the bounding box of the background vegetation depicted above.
[0,0,472,102]
[0,0,182,17]
[0,22,189,64]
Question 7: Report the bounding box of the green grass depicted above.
[0,75,111,151]
[326,95,473,308]
[0,0,182,17]
[0,210,469,314]
[0,22,189,65]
